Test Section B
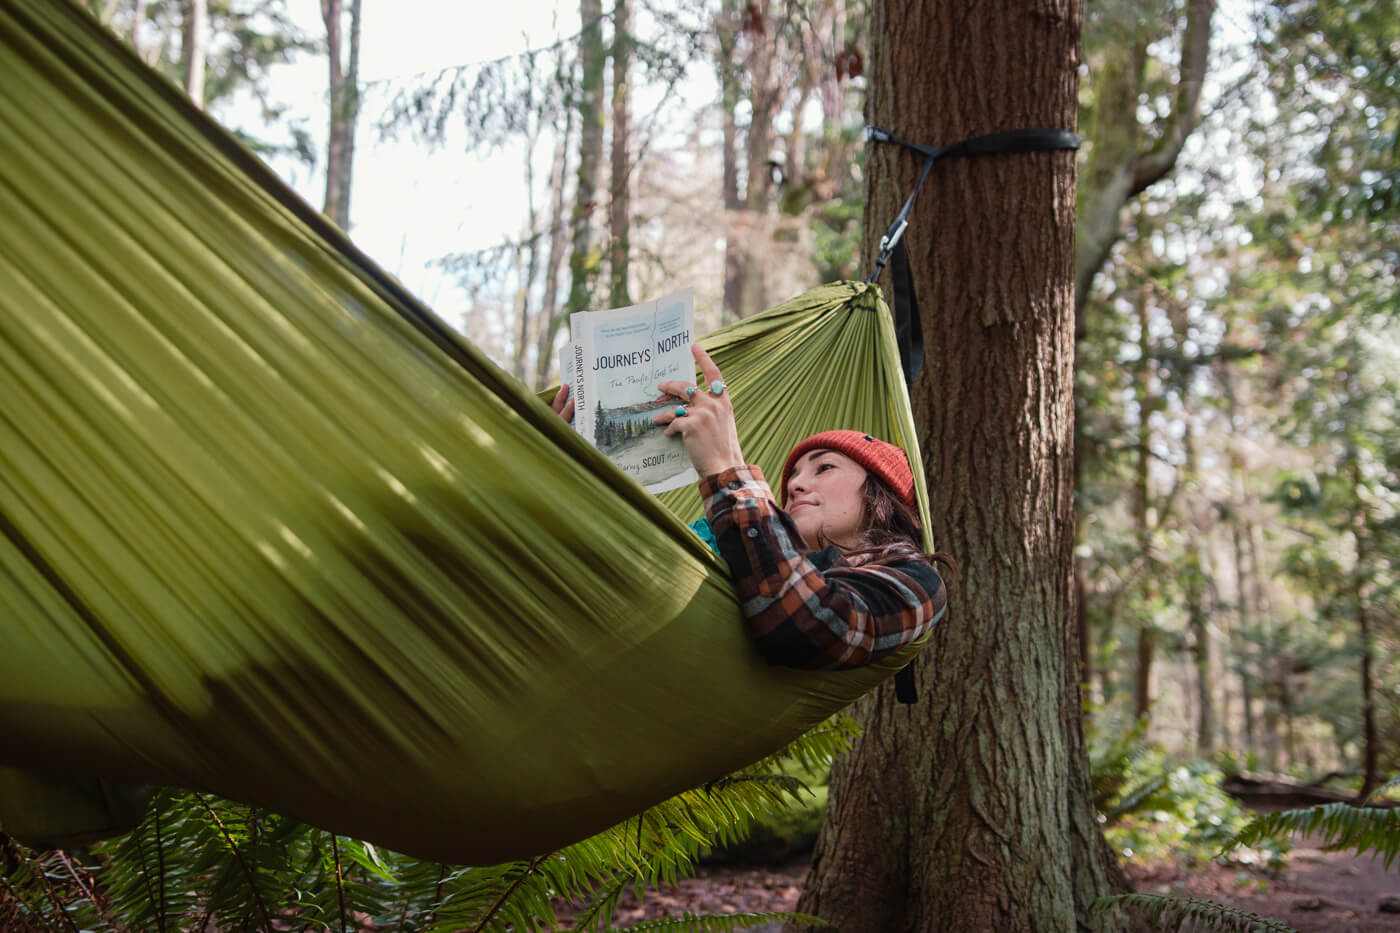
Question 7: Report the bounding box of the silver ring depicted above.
[684,386,696,399]
[709,379,726,396]
[674,405,687,417]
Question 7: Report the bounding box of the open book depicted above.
[561,289,699,495]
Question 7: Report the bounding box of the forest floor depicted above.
[561,834,1400,932]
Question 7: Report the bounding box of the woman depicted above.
[552,344,948,671]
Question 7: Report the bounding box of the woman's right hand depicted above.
[550,384,575,423]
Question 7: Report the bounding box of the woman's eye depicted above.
[817,463,834,473]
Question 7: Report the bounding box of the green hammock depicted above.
[0,0,930,863]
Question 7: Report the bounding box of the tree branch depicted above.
[1130,0,1215,195]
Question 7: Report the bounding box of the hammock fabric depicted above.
[0,0,930,863]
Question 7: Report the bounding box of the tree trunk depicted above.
[790,0,1130,928]
[180,0,206,105]
[608,0,631,307]
[565,0,606,317]
[322,0,361,230]
[1350,458,1379,798]
[514,150,542,385]
[1222,368,1255,754]
[1131,287,1155,724]
[534,108,575,388]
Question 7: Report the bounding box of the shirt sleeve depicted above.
[699,465,948,671]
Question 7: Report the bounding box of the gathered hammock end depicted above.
[0,0,933,864]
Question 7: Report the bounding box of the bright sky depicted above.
[228,0,584,320]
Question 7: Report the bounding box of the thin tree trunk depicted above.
[791,0,1130,927]
[1246,520,1279,770]
[180,0,206,105]
[514,146,542,384]
[1351,458,1379,798]
[534,109,575,388]
[1222,368,1255,755]
[322,0,361,229]
[608,0,631,307]
[1132,286,1155,724]
[565,0,606,317]
[1171,309,1213,755]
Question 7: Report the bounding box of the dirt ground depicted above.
[562,837,1399,932]
[1128,831,1400,933]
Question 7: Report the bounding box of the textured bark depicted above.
[321,0,361,230]
[790,0,1130,929]
[608,0,631,307]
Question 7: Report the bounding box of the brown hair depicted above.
[835,473,957,581]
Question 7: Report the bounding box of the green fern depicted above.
[1091,893,1298,932]
[0,716,856,932]
[1225,800,1400,870]
[1363,774,1400,803]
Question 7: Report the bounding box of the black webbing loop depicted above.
[870,126,1080,705]
[865,126,1081,284]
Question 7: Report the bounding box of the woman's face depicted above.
[785,449,869,549]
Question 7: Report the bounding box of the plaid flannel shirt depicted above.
[700,465,947,671]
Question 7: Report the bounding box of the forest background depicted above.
[4,0,1397,930]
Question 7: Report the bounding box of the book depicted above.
[562,289,699,495]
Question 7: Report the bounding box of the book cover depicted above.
[569,289,698,494]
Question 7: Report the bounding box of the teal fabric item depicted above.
[689,517,720,555]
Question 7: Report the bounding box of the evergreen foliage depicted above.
[0,717,858,931]
[1226,799,1400,871]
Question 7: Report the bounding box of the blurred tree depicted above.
[321,0,361,230]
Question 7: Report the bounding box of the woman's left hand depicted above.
[654,345,747,477]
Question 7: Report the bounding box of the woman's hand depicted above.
[550,383,575,423]
[653,345,747,477]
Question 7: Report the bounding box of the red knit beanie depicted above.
[779,430,917,509]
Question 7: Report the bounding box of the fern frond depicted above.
[746,714,860,774]
[1102,775,1169,823]
[611,910,827,932]
[1092,893,1297,932]
[1226,803,1400,870]
[1363,774,1400,804]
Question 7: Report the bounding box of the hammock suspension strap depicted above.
[864,126,1082,705]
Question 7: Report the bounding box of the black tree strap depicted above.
[868,126,1081,705]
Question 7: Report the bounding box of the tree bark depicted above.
[608,0,631,307]
[180,0,206,105]
[790,0,1130,928]
[322,0,361,230]
[565,0,606,317]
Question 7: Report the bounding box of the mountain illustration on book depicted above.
[568,289,699,495]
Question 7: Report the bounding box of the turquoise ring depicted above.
[709,379,726,396]
[684,386,697,399]
[674,405,687,417]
